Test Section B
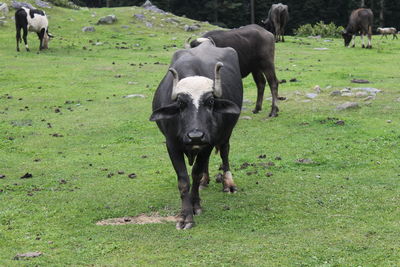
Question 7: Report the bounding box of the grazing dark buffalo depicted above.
[150,40,243,229]
[15,7,53,52]
[261,3,289,42]
[190,24,282,117]
[342,8,373,48]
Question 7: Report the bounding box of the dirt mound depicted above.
[96,213,176,225]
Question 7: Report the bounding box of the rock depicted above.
[351,79,370,84]
[330,90,341,96]
[0,3,9,15]
[127,81,138,85]
[0,20,6,26]
[128,173,137,179]
[363,96,375,101]
[134,14,146,20]
[13,252,42,260]
[165,18,180,24]
[97,14,117,25]
[82,26,95,32]
[95,42,103,46]
[145,22,153,28]
[296,158,314,164]
[341,92,354,97]
[121,25,130,29]
[396,97,400,102]
[0,174,5,179]
[352,87,381,95]
[184,24,200,32]
[335,120,345,125]
[306,93,318,99]
[341,88,351,93]
[141,0,166,14]
[336,102,359,111]
[240,116,252,120]
[11,1,34,9]
[35,0,51,8]
[314,47,328,50]
[387,120,392,123]
[289,78,297,82]
[123,94,145,98]
[314,85,321,93]
[355,91,368,98]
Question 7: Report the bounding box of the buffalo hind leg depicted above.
[263,64,280,117]
[22,25,29,51]
[16,26,21,52]
[367,26,372,48]
[191,147,213,215]
[166,143,193,230]
[251,71,266,114]
[220,143,237,193]
[38,29,45,50]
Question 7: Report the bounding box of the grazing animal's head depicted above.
[150,62,240,151]
[341,30,352,47]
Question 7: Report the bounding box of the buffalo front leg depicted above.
[220,143,237,193]
[166,143,194,230]
[191,147,213,215]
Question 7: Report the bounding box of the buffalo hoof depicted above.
[17,48,20,52]
[351,44,355,48]
[252,109,260,114]
[362,44,365,48]
[278,96,287,100]
[176,221,194,230]
[223,185,237,193]
[193,207,202,215]
[268,112,278,118]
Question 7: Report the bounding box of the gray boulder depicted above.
[11,0,34,9]
[97,14,117,25]
[35,0,51,8]
[0,20,6,26]
[141,0,166,14]
[82,26,95,32]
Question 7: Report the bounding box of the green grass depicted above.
[1,4,400,266]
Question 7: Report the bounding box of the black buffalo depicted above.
[342,8,373,48]
[150,40,243,229]
[190,24,282,117]
[261,3,289,42]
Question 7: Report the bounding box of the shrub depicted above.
[294,21,344,38]
[47,0,80,9]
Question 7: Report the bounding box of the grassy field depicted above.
[0,3,400,266]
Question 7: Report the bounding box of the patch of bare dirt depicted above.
[96,213,176,225]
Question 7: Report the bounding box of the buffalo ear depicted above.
[213,99,241,115]
[150,103,180,121]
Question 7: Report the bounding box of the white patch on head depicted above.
[196,38,209,43]
[22,7,48,33]
[175,76,213,109]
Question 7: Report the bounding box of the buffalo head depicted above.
[341,30,352,47]
[150,62,240,157]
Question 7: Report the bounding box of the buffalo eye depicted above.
[205,97,214,107]
[177,98,186,109]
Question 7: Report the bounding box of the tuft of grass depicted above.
[1,4,400,266]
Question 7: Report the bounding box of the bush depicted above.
[47,0,80,9]
[294,21,344,38]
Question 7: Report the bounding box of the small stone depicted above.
[289,78,297,82]
[336,102,359,111]
[387,120,392,123]
[305,93,318,99]
[355,91,368,98]
[82,26,95,32]
[266,172,273,177]
[296,158,314,164]
[341,92,354,97]
[363,96,375,101]
[13,252,42,260]
[335,120,345,126]
[351,79,370,84]
[0,174,5,179]
[128,173,137,179]
[97,15,117,25]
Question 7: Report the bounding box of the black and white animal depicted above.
[261,3,289,42]
[377,27,398,39]
[190,24,282,117]
[150,40,243,229]
[15,7,53,52]
[342,8,373,48]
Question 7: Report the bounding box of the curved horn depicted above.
[169,68,179,100]
[184,36,192,49]
[213,62,224,98]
